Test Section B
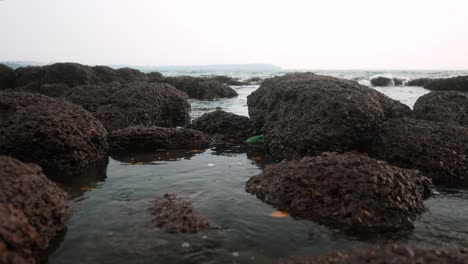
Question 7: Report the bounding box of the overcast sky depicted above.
[1,0,467,69]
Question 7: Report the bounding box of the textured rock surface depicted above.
[63,81,190,131]
[0,64,16,90]
[280,245,468,264]
[367,117,468,187]
[0,156,69,263]
[246,152,430,233]
[0,91,108,175]
[109,126,211,153]
[407,78,433,87]
[247,73,410,160]
[14,83,71,98]
[189,110,254,143]
[413,91,468,126]
[14,63,98,89]
[370,76,392,86]
[164,76,238,100]
[151,193,219,233]
[424,76,468,92]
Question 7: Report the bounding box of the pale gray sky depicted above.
[1,0,467,69]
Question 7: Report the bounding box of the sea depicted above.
[48,70,468,264]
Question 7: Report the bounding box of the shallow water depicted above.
[48,71,468,263]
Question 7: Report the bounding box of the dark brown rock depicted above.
[151,193,220,234]
[14,83,70,98]
[163,76,238,100]
[0,64,16,90]
[247,73,410,160]
[370,76,392,86]
[407,78,433,87]
[147,71,164,83]
[115,67,147,83]
[63,81,191,131]
[367,117,468,187]
[189,110,254,143]
[14,63,98,89]
[280,245,468,264]
[0,91,108,176]
[211,75,243,86]
[246,152,431,233]
[413,91,468,126]
[109,126,211,154]
[424,76,468,92]
[0,156,69,263]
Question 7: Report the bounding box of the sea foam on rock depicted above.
[246,152,431,233]
[163,76,238,100]
[0,91,108,175]
[413,91,468,126]
[109,126,211,154]
[367,117,468,187]
[247,73,410,160]
[0,156,69,263]
[63,81,190,131]
[189,110,255,143]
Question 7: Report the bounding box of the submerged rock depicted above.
[189,110,254,143]
[280,244,468,264]
[407,78,433,87]
[424,75,468,92]
[63,81,190,131]
[413,91,468,126]
[0,64,16,90]
[0,156,69,263]
[14,62,98,89]
[163,76,238,100]
[246,152,430,233]
[151,193,220,234]
[367,117,468,187]
[370,76,392,86]
[247,73,410,160]
[0,91,108,175]
[109,126,211,154]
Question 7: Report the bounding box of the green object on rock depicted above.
[245,135,265,144]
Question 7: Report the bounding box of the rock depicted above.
[0,91,108,176]
[413,91,468,126]
[14,83,71,98]
[424,75,468,92]
[0,64,16,90]
[109,126,211,154]
[247,73,410,160]
[392,78,405,86]
[189,110,254,143]
[115,67,147,83]
[63,81,191,131]
[370,76,393,86]
[151,193,220,234]
[367,117,468,187]
[246,152,430,233]
[0,156,69,263]
[147,71,164,83]
[243,77,263,85]
[163,76,238,100]
[407,78,433,87]
[92,65,123,83]
[211,75,243,86]
[280,245,468,264]
[14,63,98,89]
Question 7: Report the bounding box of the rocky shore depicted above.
[1,62,468,263]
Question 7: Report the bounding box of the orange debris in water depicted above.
[271,211,289,218]
[189,150,204,153]
[79,187,96,191]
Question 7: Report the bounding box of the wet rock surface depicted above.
[0,156,69,263]
[0,64,16,90]
[246,152,431,233]
[189,110,254,143]
[370,76,392,86]
[247,73,410,160]
[280,244,468,264]
[413,91,468,126]
[0,91,108,175]
[151,193,220,233]
[367,117,468,187]
[424,76,468,92]
[63,81,190,131]
[109,126,211,154]
[14,63,99,89]
[163,76,238,100]
[407,78,433,87]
